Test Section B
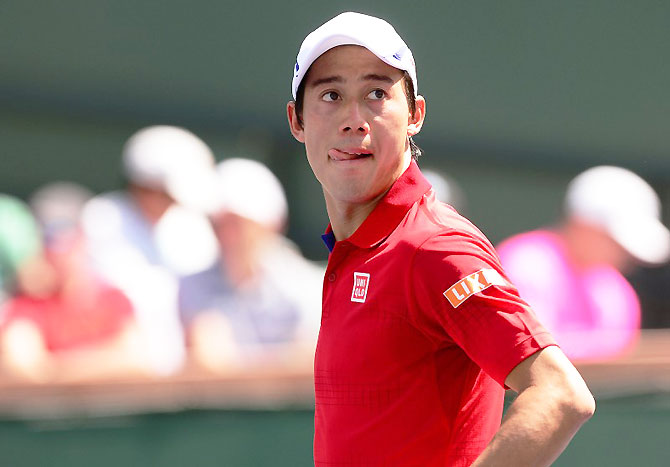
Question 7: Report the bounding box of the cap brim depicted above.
[609,217,670,265]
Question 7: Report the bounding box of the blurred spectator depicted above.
[80,126,219,375]
[497,166,670,361]
[0,194,46,308]
[179,158,324,373]
[0,183,145,382]
[422,167,467,212]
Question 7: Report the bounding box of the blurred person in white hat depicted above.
[178,158,324,373]
[287,11,592,466]
[80,125,219,376]
[498,165,670,363]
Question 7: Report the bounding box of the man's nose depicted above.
[340,102,370,135]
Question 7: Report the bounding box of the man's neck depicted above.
[324,192,385,241]
[324,151,413,242]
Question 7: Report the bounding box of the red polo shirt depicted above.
[315,161,556,466]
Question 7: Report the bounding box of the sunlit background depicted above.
[1,1,669,465]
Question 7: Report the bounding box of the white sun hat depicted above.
[122,125,217,211]
[565,165,670,265]
[209,158,288,231]
[291,11,417,99]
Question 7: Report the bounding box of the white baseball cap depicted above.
[565,165,670,265]
[122,125,216,210]
[209,158,288,231]
[291,11,417,100]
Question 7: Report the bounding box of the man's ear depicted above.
[287,101,305,143]
[407,95,426,137]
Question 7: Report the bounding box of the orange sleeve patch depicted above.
[443,268,507,308]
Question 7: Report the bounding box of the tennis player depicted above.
[287,12,595,466]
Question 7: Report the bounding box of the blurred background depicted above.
[1,1,669,465]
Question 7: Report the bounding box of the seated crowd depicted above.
[1,125,668,384]
[0,125,324,382]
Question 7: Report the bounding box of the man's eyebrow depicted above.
[309,76,343,88]
[308,73,396,88]
[361,73,395,84]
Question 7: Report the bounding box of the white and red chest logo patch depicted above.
[443,268,506,308]
[351,272,370,303]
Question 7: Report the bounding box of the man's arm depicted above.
[471,346,595,467]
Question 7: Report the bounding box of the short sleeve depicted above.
[409,231,556,387]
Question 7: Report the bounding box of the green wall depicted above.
[0,392,668,466]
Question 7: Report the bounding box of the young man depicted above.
[287,12,594,466]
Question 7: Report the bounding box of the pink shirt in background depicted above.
[497,230,640,361]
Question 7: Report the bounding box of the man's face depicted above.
[288,45,425,207]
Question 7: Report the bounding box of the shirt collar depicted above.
[321,228,336,252]
[321,160,432,252]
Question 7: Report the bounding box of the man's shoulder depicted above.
[387,195,504,285]
[399,194,495,254]
[179,263,226,294]
[85,190,132,210]
[178,263,231,319]
[81,190,139,230]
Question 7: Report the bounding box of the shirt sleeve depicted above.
[408,230,557,387]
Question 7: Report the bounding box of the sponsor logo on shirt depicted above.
[443,268,506,308]
[351,272,370,303]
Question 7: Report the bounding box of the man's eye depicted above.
[367,89,385,100]
[322,91,340,102]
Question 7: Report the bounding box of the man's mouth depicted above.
[329,148,373,161]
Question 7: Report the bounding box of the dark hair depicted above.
[294,71,422,160]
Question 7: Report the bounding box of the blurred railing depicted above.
[0,330,668,466]
[1,330,669,418]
